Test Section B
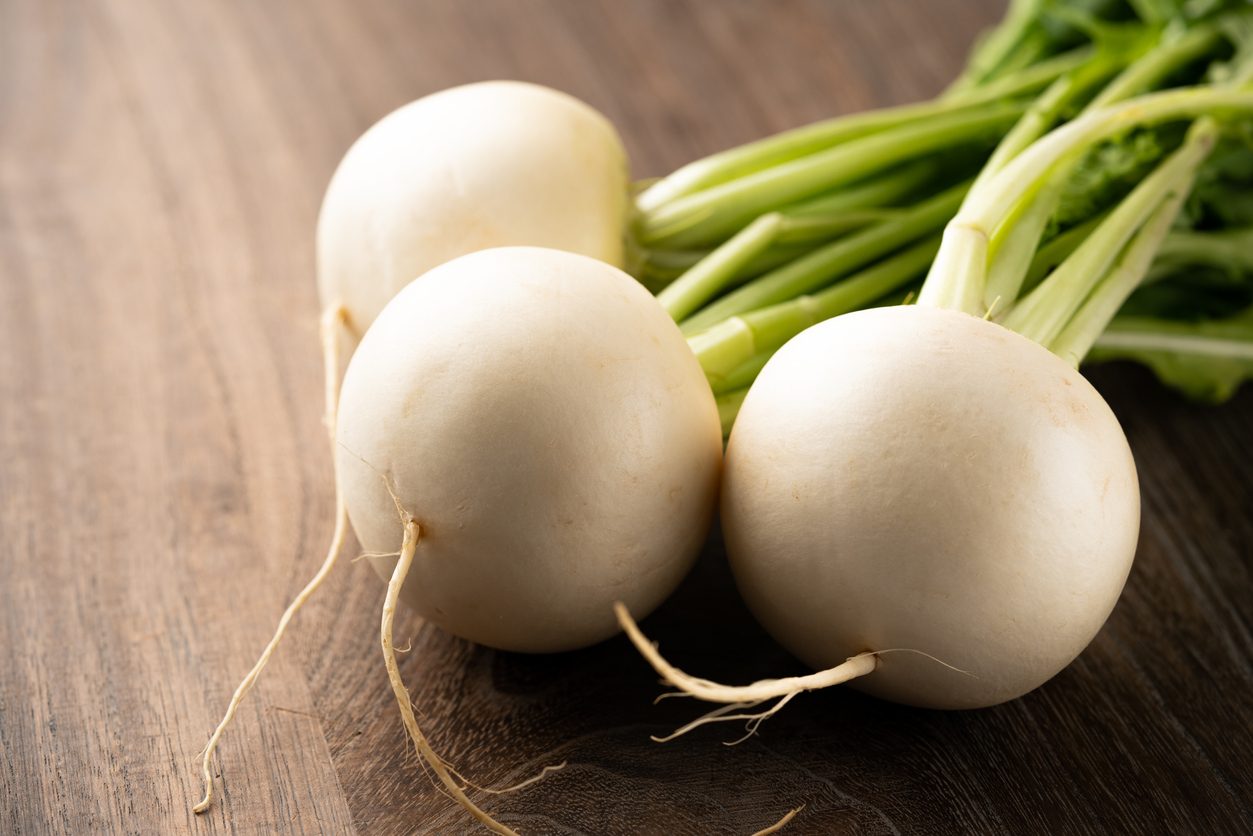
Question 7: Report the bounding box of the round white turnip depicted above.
[317,80,630,355]
[338,246,722,653]
[619,304,1139,719]
[721,305,1139,709]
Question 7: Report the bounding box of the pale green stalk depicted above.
[709,285,922,431]
[1093,326,1253,359]
[716,388,749,438]
[637,46,1090,213]
[1085,22,1226,110]
[711,351,774,395]
[1001,119,1218,345]
[637,102,1023,249]
[969,48,1127,195]
[656,210,906,320]
[642,240,849,288]
[974,23,1233,311]
[1150,227,1253,277]
[921,87,1253,313]
[774,209,899,243]
[681,181,968,334]
[784,161,935,220]
[689,236,941,384]
[944,0,1046,97]
[1126,0,1173,24]
[634,103,944,215]
[962,88,1251,238]
[654,163,932,318]
[982,160,1077,312]
[969,75,1074,195]
[1020,209,1111,293]
[657,213,785,322]
[915,223,990,313]
[1050,174,1192,367]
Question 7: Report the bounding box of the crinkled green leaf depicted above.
[1180,137,1253,227]
[1048,125,1187,236]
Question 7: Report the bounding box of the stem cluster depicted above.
[635,4,1253,434]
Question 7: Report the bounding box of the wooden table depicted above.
[3,1,1251,833]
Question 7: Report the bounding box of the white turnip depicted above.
[339,247,722,654]
[723,306,1139,709]
[337,247,721,833]
[618,305,1139,716]
[317,80,629,355]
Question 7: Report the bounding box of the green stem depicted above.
[1084,22,1227,111]
[709,285,922,414]
[775,209,900,244]
[1002,118,1218,345]
[636,101,1023,249]
[951,46,1097,102]
[637,47,1090,214]
[1125,0,1172,24]
[944,0,1047,97]
[689,235,941,384]
[1049,170,1193,367]
[970,50,1125,195]
[716,388,750,438]
[657,213,785,321]
[1093,322,1253,360]
[680,180,969,335]
[915,223,989,313]
[711,350,774,395]
[921,86,1253,314]
[963,88,1251,236]
[970,62,1124,311]
[634,104,941,216]
[653,163,935,317]
[642,239,858,290]
[983,158,1077,312]
[786,160,935,220]
[957,25,1230,312]
[1019,209,1111,294]
[1151,227,1253,275]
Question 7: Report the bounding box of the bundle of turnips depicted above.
[192,0,1253,833]
[192,81,658,829]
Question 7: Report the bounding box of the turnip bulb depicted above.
[723,305,1139,709]
[618,305,1139,717]
[338,246,722,654]
[317,80,629,354]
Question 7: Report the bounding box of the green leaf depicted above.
[1048,124,1186,235]
[1086,308,1253,401]
[1181,136,1253,227]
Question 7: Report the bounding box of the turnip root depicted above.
[339,247,722,653]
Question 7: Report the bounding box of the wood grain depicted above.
[1,1,1250,834]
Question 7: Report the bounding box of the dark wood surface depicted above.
[3,1,1252,834]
